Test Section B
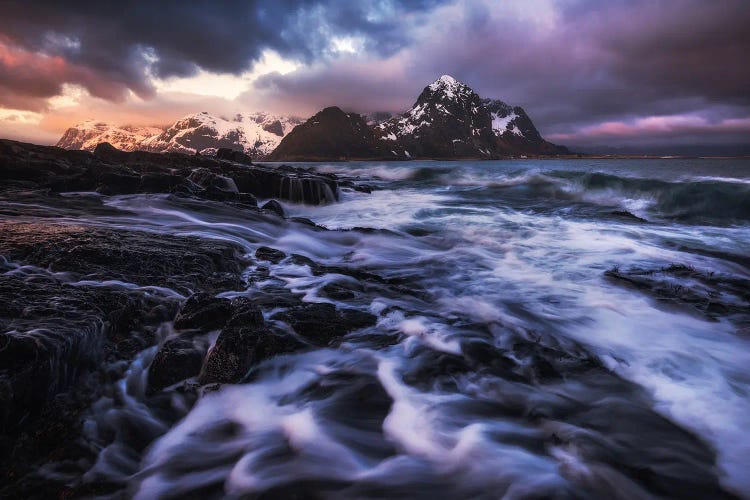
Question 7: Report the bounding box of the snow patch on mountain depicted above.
[428,75,464,99]
[491,111,519,135]
[57,112,303,158]
[56,120,163,152]
[373,75,495,157]
[142,112,303,157]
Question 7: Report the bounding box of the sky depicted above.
[0,0,748,154]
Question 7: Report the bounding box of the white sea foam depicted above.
[47,159,750,497]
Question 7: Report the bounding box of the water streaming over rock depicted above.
[3,158,750,498]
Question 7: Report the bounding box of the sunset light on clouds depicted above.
[0,0,748,153]
[3,3,750,498]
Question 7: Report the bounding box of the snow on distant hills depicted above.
[56,121,164,152]
[57,112,303,159]
[58,75,568,161]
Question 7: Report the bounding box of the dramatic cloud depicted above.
[550,115,750,144]
[243,0,750,149]
[0,0,448,109]
[0,37,132,109]
[0,0,748,152]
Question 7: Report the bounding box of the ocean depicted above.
[59,159,750,497]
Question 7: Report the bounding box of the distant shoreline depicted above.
[262,154,750,162]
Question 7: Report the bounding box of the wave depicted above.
[558,172,750,223]
[314,164,448,182]
[687,175,750,185]
[371,167,750,224]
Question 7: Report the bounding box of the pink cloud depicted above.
[549,114,750,141]
[0,39,133,110]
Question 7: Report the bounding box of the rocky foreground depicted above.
[0,140,739,498]
[0,139,376,496]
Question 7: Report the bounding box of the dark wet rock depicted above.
[0,219,247,491]
[147,338,208,393]
[272,303,377,345]
[461,340,523,379]
[199,323,258,384]
[139,171,184,193]
[289,253,317,268]
[173,293,231,331]
[235,192,258,207]
[188,167,238,192]
[560,393,738,499]
[0,138,339,205]
[250,329,306,370]
[0,221,246,295]
[400,329,606,392]
[93,141,129,162]
[319,282,360,300]
[289,216,319,227]
[198,297,307,384]
[260,199,285,217]
[215,148,253,164]
[605,263,750,320]
[610,210,648,222]
[255,246,287,264]
[0,272,174,432]
[286,254,429,302]
[96,170,142,195]
[287,370,395,457]
[199,323,304,385]
[246,287,304,309]
[226,297,265,329]
[402,348,472,391]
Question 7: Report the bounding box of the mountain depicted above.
[57,76,567,161]
[270,75,568,160]
[483,99,568,155]
[374,75,497,158]
[267,107,380,161]
[57,112,303,159]
[141,112,303,158]
[56,120,163,152]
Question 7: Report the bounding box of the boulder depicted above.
[255,246,286,264]
[0,138,341,205]
[199,297,309,384]
[272,303,377,345]
[147,338,207,393]
[216,148,254,164]
[173,293,231,331]
[260,199,285,217]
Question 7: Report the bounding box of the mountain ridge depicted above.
[57,75,568,160]
[56,112,303,159]
[271,75,569,160]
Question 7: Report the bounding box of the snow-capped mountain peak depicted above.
[373,74,494,157]
[429,74,462,92]
[367,75,568,158]
[57,112,303,158]
[422,74,474,103]
[56,121,163,152]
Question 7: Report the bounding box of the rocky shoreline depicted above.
[0,140,376,496]
[0,139,739,498]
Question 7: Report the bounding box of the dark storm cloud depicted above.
[243,0,750,146]
[0,0,448,108]
[1,0,748,150]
